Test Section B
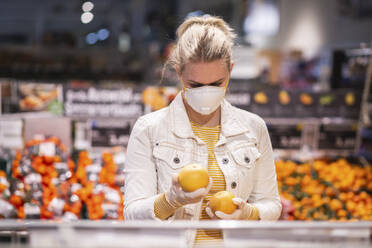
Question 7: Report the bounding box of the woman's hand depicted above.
[165,174,212,208]
[206,198,259,220]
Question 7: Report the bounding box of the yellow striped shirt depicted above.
[190,120,226,245]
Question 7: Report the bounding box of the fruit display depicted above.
[74,150,124,220]
[254,91,268,104]
[0,171,16,218]
[345,92,355,106]
[9,136,78,219]
[319,95,335,106]
[209,191,237,214]
[276,158,372,221]
[178,163,209,192]
[299,93,313,105]
[2,137,125,220]
[278,90,291,105]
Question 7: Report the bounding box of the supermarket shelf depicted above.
[264,117,358,125]
[0,111,55,120]
[0,220,370,248]
[274,149,356,161]
[0,219,371,229]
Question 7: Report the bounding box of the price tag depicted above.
[318,123,357,150]
[39,142,56,157]
[114,153,126,165]
[86,164,102,173]
[24,203,41,217]
[48,197,65,216]
[91,120,131,147]
[103,186,121,204]
[24,173,42,185]
[268,124,302,149]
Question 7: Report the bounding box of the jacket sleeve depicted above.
[124,117,160,220]
[248,118,282,220]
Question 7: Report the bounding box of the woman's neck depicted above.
[182,92,221,127]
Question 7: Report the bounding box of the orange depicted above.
[330,199,343,211]
[9,195,23,208]
[209,191,237,214]
[178,164,209,192]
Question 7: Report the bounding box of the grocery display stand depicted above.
[0,220,371,248]
[0,50,371,248]
[356,45,372,159]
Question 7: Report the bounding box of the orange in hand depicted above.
[209,191,237,214]
[178,163,209,192]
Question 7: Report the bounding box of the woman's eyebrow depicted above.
[188,78,225,86]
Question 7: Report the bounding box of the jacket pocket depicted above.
[230,144,261,169]
[153,142,187,170]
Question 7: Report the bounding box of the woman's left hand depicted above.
[206,198,259,220]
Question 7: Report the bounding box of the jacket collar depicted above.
[169,92,249,139]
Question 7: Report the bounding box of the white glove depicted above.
[165,174,212,208]
[206,197,259,220]
[205,202,218,220]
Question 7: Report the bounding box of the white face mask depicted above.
[184,85,226,115]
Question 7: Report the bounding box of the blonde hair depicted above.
[165,15,236,76]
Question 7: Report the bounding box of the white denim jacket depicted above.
[124,92,282,246]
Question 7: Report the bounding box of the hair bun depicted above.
[176,15,236,41]
[162,14,235,78]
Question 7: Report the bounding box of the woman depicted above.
[124,15,282,246]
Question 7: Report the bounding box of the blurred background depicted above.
[0,0,371,224]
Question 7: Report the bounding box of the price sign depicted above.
[267,124,302,149]
[91,120,132,147]
[226,92,251,111]
[65,86,144,118]
[318,123,357,150]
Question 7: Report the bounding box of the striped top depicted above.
[190,120,226,245]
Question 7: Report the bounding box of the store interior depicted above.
[0,0,371,247]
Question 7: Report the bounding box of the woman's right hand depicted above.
[165,174,212,208]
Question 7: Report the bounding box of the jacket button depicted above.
[222,158,229,164]
[231,181,237,189]
[244,157,250,163]
[173,157,180,164]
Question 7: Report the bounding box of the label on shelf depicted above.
[250,90,276,117]
[318,123,357,150]
[273,90,295,118]
[0,120,24,149]
[91,119,132,147]
[39,142,56,157]
[226,91,251,111]
[338,90,362,119]
[267,124,302,149]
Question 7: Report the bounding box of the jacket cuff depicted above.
[247,205,260,220]
[154,193,179,220]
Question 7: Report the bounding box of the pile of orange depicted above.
[0,171,8,194]
[74,150,124,220]
[5,138,125,220]
[276,158,372,221]
[9,136,77,219]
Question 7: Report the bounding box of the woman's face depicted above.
[178,59,233,89]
